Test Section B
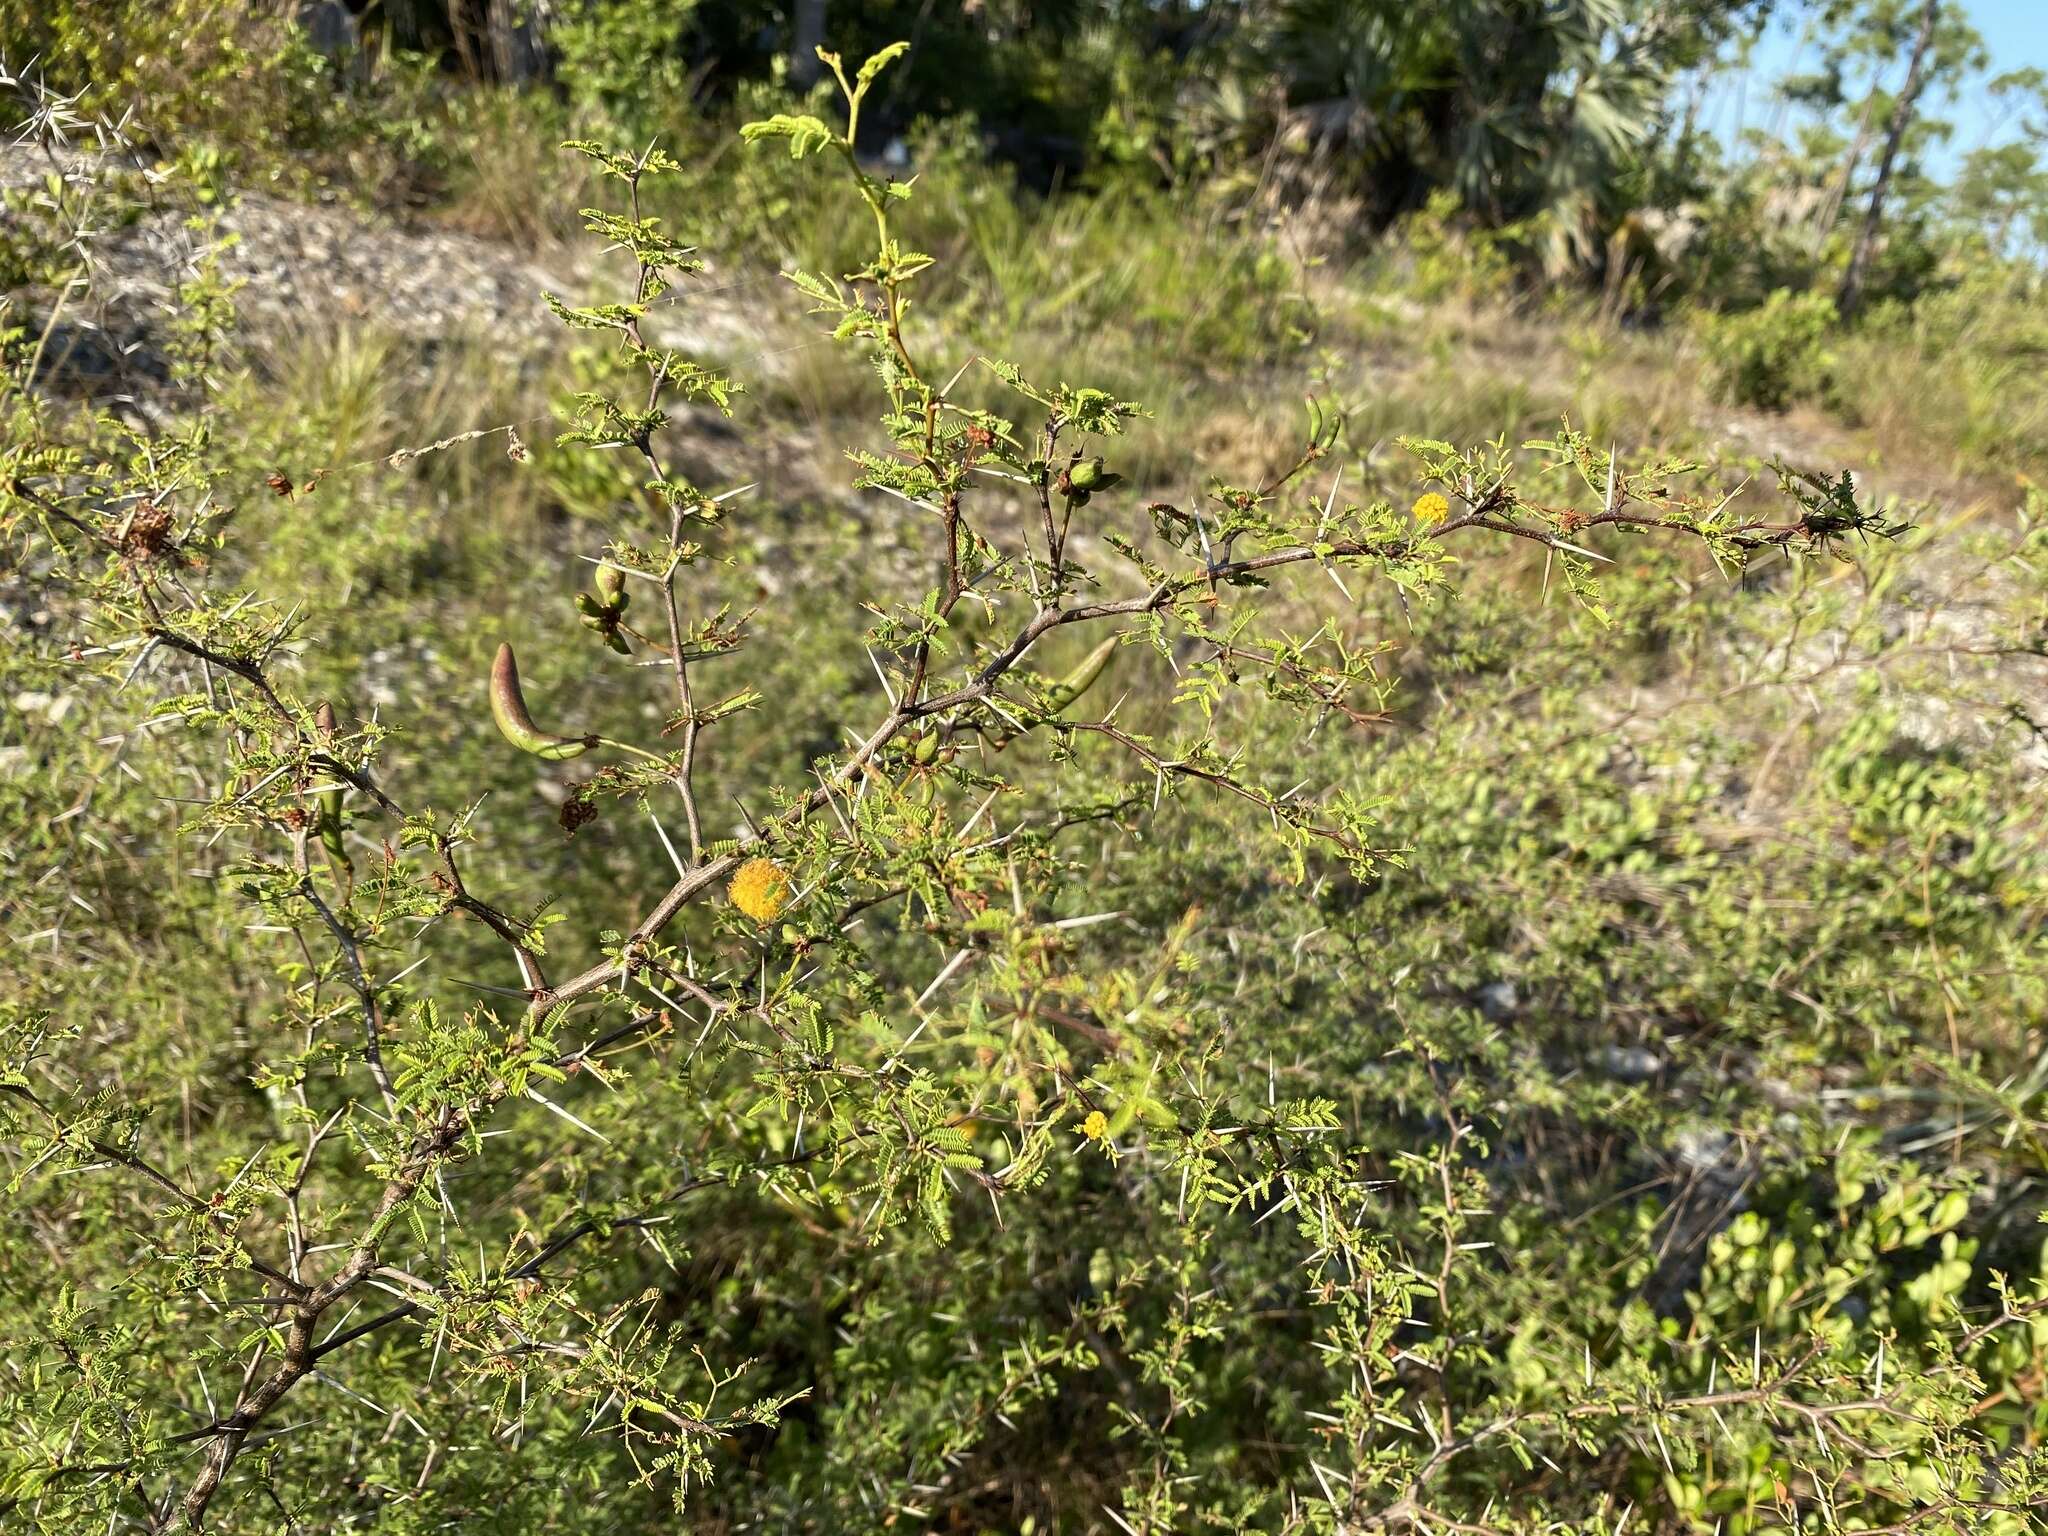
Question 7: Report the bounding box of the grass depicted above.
[1828,272,2048,479]
[416,79,2048,530]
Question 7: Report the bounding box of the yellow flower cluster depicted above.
[1411,492,1451,526]
[727,856,791,923]
[1079,1109,1109,1142]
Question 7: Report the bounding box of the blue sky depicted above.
[1963,0,2048,73]
[1714,0,2047,173]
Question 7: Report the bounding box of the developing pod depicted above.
[988,634,1120,749]
[310,701,353,879]
[1042,634,1119,715]
[490,643,594,760]
[311,702,343,826]
[579,566,633,654]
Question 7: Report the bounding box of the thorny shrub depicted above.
[3,43,2046,1536]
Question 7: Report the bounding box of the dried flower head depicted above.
[728,856,791,923]
[119,501,175,561]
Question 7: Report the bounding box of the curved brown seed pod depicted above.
[490,643,591,761]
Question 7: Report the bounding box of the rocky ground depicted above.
[7,135,2001,514]
[3,139,765,412]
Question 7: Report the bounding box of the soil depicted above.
[3,141,761,409]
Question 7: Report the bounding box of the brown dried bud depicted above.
[119,502,175,561]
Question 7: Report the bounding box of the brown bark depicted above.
[167,1112,465,1530]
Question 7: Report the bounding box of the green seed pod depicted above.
[310,702,344,825]
[310,701,353,884]
[912,729,941,765]
[988,634,1120,749]
[1065,458,1120,496]
[1043,634,1120,715]
[490,643,591,761]
[319,816,350,866]
[594,563,628,610]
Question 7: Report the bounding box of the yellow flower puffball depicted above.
[728,856,792,924]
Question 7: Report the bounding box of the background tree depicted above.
[1837,0,1942,315]
[1948,67,2048,262]
[1765,0,1986,314]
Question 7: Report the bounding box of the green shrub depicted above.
[1826,262,2048,471]
[1699,287,1838,411]
[1400,188,1521,305]
[0,0,336,175]
[551,0,702,124]
[5,40,2048,1536]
